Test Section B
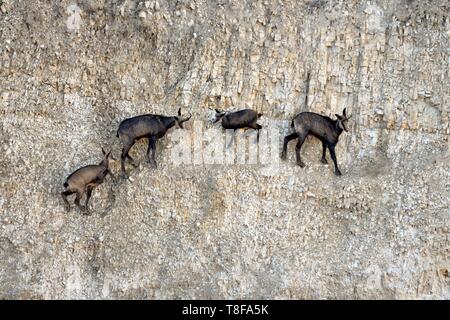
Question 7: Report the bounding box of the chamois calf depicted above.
[117,108,191,177]
[61,148,115,214]
[213,108,263,144]
[281,108,351,176]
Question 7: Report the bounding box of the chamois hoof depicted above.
[335,170,342,176]
[297,161,306,168]
[120,173,130,180]
[321,158,328,164]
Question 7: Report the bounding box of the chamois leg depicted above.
[147,136,157,168]
[257,126,261,143]
[85,186,94,213]
[120,141,134,178]
[125,145,139,167]
[328,144,342,176]
[61,190,74,212]
[74,190,87,213]
[321,140,328,164]
[295,135,307,168]
[281,133,298,160]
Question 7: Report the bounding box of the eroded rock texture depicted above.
[0,0,449,299]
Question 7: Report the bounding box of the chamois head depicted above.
[335,108,352,132]
[213,108,226,124]
[174,108,192,129]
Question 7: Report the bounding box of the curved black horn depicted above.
[343,108,347,116]
[178,108,182,116]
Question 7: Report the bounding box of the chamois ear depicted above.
[335,114,342,120]
[178,108,182,116]
[101,147,106,155]
[215,108,221,113]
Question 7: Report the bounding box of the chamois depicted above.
[117,108,191,177]
[213,108,263,145]
[281,108,351,176]
[61,148,115,214]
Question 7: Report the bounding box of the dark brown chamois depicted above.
[116,108,191,177]
[281,108,351,176]
[61,148,115,214]
[213,108,263,145]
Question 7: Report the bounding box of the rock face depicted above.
[0,0,449,299]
